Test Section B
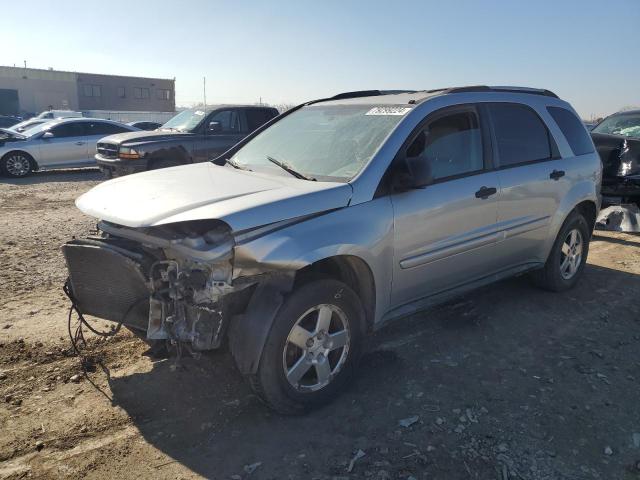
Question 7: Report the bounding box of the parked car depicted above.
[35,110,82,120]
[0,115,22,128]
[9,118,48,133]
[64,86,601,413]
[590,110,640,205]
[0,118,138,177]
[95,105,279,177]
[126,120,162,131]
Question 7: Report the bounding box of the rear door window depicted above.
[489,104,553,167]
[547,106,595,156]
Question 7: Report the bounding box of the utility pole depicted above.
[203,76,207,112]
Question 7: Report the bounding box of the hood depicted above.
[75,162,352,231]
[0,128,26,145]
[100,129,193,146]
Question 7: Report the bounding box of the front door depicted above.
[37,121,88,167]
[390,105,502,308]
[194,109,246,162]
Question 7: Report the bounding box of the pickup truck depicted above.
[95,105,279,177]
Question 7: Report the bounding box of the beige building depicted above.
[0,66,175,116]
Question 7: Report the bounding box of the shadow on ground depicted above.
[0,168,102,185]
[108,265,640,479]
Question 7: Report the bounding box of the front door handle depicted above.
[475,186,497,199]
[550,169,565,180]
[75,141,85,146]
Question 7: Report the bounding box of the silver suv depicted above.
[63,86,601,413]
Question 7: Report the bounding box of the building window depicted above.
[83,84,102,97]
[157,89,171,100]
[134,87,150,99]
[117,86,126,98]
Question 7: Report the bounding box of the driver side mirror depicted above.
[42,131,54,139]
[208,121,222,133]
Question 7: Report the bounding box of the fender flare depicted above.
[228,273,294,375]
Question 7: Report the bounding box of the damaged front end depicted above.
[593,133,640,204]
[63,219,251,352]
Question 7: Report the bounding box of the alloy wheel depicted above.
[282,304,351,392]
[560,228,583,280]
[5,155,31,177]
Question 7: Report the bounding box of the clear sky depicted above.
[3,0,639,118]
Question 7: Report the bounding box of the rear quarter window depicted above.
[547,106,595,156]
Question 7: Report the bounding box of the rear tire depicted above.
[248,279,365,414]
[531,210,590,292]
[1,152,34,178]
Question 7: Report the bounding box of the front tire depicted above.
[532,210,590,291]
[249,279,365,414]
[1,152,33,178]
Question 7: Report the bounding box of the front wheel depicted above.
[1,152,33,178]
[531,210,590,291]
[249,279,365,414]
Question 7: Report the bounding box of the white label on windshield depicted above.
[365,106,412,116]
[194,110,205,116]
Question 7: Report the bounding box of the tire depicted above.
[1,152,34,178]
[249,279,366,414]
[150,159,181,171]
[531,210,590,292]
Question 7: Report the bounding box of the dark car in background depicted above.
[96,105,279,177]
[590,110,640,205]
[127,121,162,131]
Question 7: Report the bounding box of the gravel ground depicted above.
[1,169,640,480]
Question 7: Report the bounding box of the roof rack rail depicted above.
[329,89,416,100]
[444,85,559,98]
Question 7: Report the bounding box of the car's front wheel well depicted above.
[294,255,376,331]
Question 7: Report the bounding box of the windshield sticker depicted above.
[194,110,205,116]
[365,106,412,116]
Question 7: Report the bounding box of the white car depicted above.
[0,118,139,177]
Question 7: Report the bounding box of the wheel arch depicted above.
[293,254,376,332]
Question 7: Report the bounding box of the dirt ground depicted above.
[1,169,639,480]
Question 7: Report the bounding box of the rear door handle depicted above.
[550,169,565,180]
[475,186,497,199]
[75,141,85,145]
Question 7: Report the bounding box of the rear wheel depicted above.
[531,210,590,291]
[249,279,365,414]
[1,152,33,178]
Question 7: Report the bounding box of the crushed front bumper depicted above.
[62,236,231,350]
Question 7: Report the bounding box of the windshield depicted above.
[592,113,640,139]
[160,109,206,132]
[229,104,409,181]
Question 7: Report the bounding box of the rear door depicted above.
[193,108,246,162]
[37,121,88,167]
[85,121,132,163]
[390,104,502,307]
[487,102,571,268]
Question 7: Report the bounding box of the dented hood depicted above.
[76,162,352,231]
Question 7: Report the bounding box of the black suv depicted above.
[95,105,279,177]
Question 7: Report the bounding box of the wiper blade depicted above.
[224,158,252,171]
[266,155,316,181]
